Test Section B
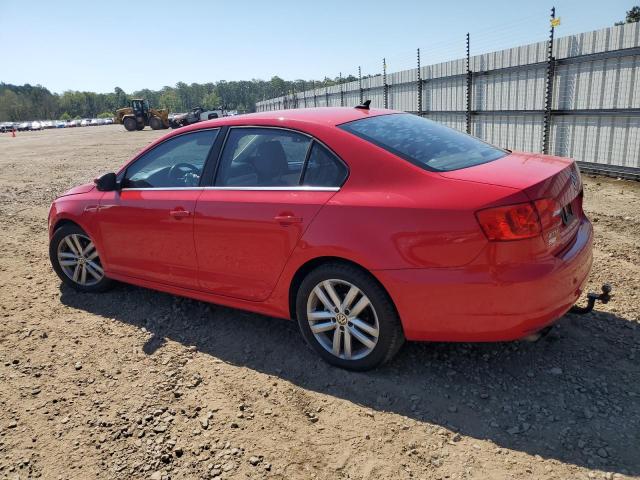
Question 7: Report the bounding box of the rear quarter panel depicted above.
[266,129,530,313]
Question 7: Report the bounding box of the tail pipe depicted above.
[570,284,612,315]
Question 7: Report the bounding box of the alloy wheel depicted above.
[306,279,380,360]
[56,233,104,286]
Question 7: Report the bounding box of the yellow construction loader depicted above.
[115,99,169,131]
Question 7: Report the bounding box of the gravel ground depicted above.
[0,126,639,480]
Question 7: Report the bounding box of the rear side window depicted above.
[216,128,311,187]
[302,143,348,187]
[339,113,507,172]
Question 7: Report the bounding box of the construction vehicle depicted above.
[169,106,222,129]
[115,99,169,131]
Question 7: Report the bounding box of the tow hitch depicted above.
[570,284,612,315]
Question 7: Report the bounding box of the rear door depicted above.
[194,127,348,301]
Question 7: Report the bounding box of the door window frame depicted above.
[116,127,225,191]
[206,125,349,191]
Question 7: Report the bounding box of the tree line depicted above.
[0,76,356,122]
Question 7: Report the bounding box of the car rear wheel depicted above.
[123,117,137,131]
[296,263,404,370]
[49,224,113,292]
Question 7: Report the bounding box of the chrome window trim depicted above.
[120,186,340,192]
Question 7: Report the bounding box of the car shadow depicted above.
[60,283,640,475]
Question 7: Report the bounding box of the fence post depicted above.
[358,66,363,104]
[542,7,557,154]
[383,58,388,109]
[312,80,317,107]
[417,48,422,115]
[302,81,307,108]
[339,72,344,107]
[325,83,329,107]
[466,33,472,134]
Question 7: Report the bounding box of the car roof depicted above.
[132,107,402,166]
[183,107,398,132]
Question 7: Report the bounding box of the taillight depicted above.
[476,202,541,241]
[533,198,563,231]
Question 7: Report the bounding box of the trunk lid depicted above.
[441,152,584,252]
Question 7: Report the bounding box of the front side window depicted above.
[339,113,507,172]
[216,128,311,187]
[124,129,218,188]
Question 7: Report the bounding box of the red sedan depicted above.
[48,107,593,370]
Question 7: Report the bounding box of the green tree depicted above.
[158,88,182,112]
[98,111,114,118]
[0,75,336,121]
[201,91,221,109]
[615,5,640,25]
[60,112,71,121]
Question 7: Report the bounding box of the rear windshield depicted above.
[339,113,507,172]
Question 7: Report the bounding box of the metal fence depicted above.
[256,20,640,175]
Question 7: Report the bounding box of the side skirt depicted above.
[105,271,291,320]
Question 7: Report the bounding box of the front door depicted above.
[97,129,219,288]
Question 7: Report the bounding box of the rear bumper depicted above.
[375,217,593,342]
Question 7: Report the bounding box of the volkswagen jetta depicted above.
[48,107,593,370]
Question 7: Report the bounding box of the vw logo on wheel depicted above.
[335,312,348,325]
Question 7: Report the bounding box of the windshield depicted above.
[339,113,507,172]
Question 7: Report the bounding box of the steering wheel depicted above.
[168,163,200,185]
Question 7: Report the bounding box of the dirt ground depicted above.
[0,125,639,480]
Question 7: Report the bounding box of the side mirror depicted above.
[94,172,119,191]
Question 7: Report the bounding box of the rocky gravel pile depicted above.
[0,127,639,479]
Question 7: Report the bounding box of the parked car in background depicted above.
[17,122,30,131]
[90,119,99,126]
[47,107,593,370]
[104,118,114,125]
[169,107,222,129]
[55,121,67,128]
[80,119,90,127]
[41,120,54,129]
[0,122,16,132]
[31,121,42,130]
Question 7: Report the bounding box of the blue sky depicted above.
[0,0,634,93]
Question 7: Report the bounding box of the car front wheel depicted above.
[296,263,404,370]
[49,224,112,292]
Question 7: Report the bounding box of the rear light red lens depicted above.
[534,198,563,231]
[476,202,541,241]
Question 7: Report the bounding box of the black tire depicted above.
[123,117,137,132]
[49,224,113,293]
[149,116,163,130]
[136,123,145,131]
[296,263,404,371]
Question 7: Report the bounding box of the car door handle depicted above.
[169,209,191,218]
[274,214,303,225]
